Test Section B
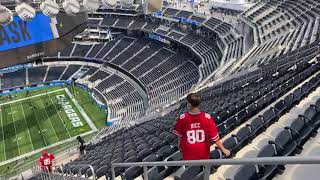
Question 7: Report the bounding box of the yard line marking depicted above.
[0,106,6,160]
[46,93,71,138]
[9,104,21,156]
[0,128,96,166]
[0,89,65,106]
[38,97,59,142]
[29,100,47,146]
[19,101,35,151]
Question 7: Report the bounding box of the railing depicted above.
[111,156,320,180]
[33,164,96,180]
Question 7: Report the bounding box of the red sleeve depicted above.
[49,154,55,160]
[172,114,184,138]
[206,113,220,142]
[38,157,44,166]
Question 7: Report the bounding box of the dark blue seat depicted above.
[285,116,313,145]
[217,123,227,137]
[122,166,143,180]
[248,117,264,139]
[273,100,287,115]
[292,88,303,101]
[223,136,238,154]
[174,166,203,180]
[256,98,266,110]
[269,130,297,156]
[261,108,278,125]
[148,166,164,180]
[246,104,257,117]
[284,94,295,108]
[315,98,320,109]
[225,116,237,131]
[234,126,251,149]
[156,145,177,158]
[210,147,223,158]
[302,105,320,128]
[96,165,109,178]
[234,165,259,180]
[137,148,152,159]
[237,110,248,124]
[257,144,278,180]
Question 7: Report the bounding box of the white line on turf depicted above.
[29,100,48,147]
[64,88,98,132]
[0,105,6,160]
[0,89,65,106]
[38,96,60,142]
[46,93,71,138]
[0,129,96,166]
[9,104,21,156]
[19,101,35,151]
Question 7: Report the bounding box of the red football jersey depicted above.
[39,153,55,168]
[173,112,220,160]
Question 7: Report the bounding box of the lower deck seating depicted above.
[0,69,26,89]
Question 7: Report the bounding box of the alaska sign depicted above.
[0,11,87,69]
[0,13,58,52]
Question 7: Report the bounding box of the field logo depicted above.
[56,94,83,127]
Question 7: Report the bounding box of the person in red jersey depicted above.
[173,93,231,160]
[38,150,55,172]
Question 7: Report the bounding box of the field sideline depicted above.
[0,86,100,164]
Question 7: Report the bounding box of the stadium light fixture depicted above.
[102,0,118,7]
[15,2,36,21]
[121,0,133,6]
[62,0,80,15]
[0,5,13,26]
[40,0,60,18]
[83,0,100,12]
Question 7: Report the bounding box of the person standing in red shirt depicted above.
[38,150,55,172]
[173,93,230,160]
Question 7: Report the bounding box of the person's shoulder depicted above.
[178,113,187,120]
[48,153,55,158]
[202,112,212,120]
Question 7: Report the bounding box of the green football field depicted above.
[0,86,106,164]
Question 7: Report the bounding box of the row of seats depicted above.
[84,8,243,79]
[233,83,320,180]
[167,60,320,180]
[58,36,200,112]
[0,64,83,90]
[59,49,319,180]
[240,0,320,68]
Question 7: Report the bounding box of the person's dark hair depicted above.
[187,93,202,107]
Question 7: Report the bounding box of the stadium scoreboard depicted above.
[0,13,58,52]
[0,11,87,69]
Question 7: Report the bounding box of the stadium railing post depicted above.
[143,166,148,180]
[88,165,96,180]
[59,165,64,178]
[111,165,116,180]
[47,167,52,180]
[78,166,81,177]
[204,165,211,180]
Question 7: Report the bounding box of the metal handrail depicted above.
[111,156,320,180]
[64,164,97,180]
[32,164,96,180]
